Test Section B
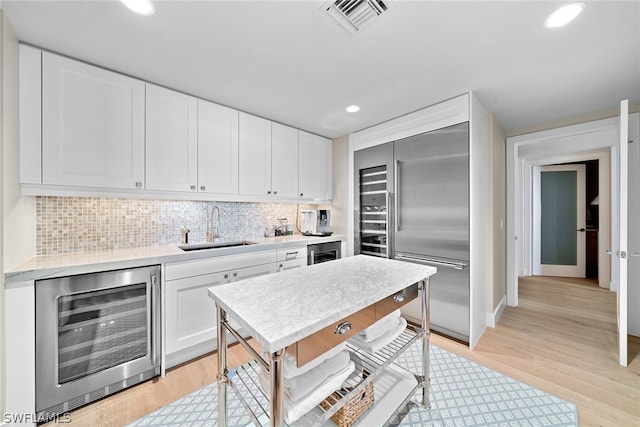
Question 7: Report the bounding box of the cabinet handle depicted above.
[224,273,229,279]
[200,186,206,191]
[190,185,196,191]
[300,193,304,197]
[279,263,283,271]
[267,190,271,195]
[135,181,142,189]
[334,321,352,335]
[273,190,278,195]
[233,272,238,277]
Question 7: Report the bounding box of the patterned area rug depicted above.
[129,343,578,426]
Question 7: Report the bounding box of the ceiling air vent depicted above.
[323,0,390,34]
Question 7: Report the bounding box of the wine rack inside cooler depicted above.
[359,165,389,257]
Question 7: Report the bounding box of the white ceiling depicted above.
[3,0,639,139]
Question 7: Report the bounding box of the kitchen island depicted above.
[208,255,436,427]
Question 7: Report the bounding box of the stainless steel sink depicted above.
[178,240,256,251]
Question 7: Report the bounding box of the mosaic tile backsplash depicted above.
[36,197,315,256]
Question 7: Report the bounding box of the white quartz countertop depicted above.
[5,234,344,283]
[208,255,436,353]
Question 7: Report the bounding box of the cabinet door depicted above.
[198,100,239,194]
[271,123,299,198]
[299,131,332,200]
[230,263,277,282]
[41,52,145,189]
[277,258,307,272]
[165,271,229,355]
[239,113,272,196]
[146,84,198,192]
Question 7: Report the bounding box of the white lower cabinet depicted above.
[165,271,228,356]
[164,250,278,368]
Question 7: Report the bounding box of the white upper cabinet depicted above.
[197,100,239,195]
[238,113,272,196]
[299,131,332,201]
[271,122,299,198]
[146,84,198,192]
[21,47,332,202]
[41,52,145,189]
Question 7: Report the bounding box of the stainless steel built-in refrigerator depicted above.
[355,122,470,342]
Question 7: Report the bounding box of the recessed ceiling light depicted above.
[120,0,155,16]
[346,105,360,113]
[544,3,585,28]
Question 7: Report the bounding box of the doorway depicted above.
[506,118,617,308]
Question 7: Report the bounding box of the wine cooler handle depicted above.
[151,273,160,365]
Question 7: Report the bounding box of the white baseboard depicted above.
[486,296,507,328]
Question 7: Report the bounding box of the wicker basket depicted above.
[320,381,374,427]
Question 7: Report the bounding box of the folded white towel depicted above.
[349,317,407,353]
[259,349,350,401]
[263,342,346,380]
[259,359,355,425]
[357,309,401,343]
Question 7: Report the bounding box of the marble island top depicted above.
[208,255,436,353]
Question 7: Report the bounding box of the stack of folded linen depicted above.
[348,309,407,353]
[259,343,355,424]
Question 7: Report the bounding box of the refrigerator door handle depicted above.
[395,160,400,232]
[395,253,467,270]
[385,190,391,258]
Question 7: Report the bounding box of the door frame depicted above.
[507,117,618,306]
[533,164,587,277]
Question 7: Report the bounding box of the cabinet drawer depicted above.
[165,250,277,280]
[277,258,306,272]
[287,282,418,367]
[289,304,376,366]
[276,246,307,262]
[375,282,419,320]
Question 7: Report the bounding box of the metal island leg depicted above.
[420,278,431,409]
[216,305,229,427]
[269,349,285,427]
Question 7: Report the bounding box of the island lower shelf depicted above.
[228,326,425,427]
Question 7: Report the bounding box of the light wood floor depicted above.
[48,276,640,427]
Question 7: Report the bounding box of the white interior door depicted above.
[610,100,629,367]
[533,164,586,277]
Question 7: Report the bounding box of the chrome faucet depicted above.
[206,205,221,242]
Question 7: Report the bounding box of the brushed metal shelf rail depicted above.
[228,327,423,427]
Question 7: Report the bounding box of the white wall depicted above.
[323,135,349,240]
[1,10,36,419]
[487,113,507,319]
[2,14,34,271]
[0,10,5,419]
